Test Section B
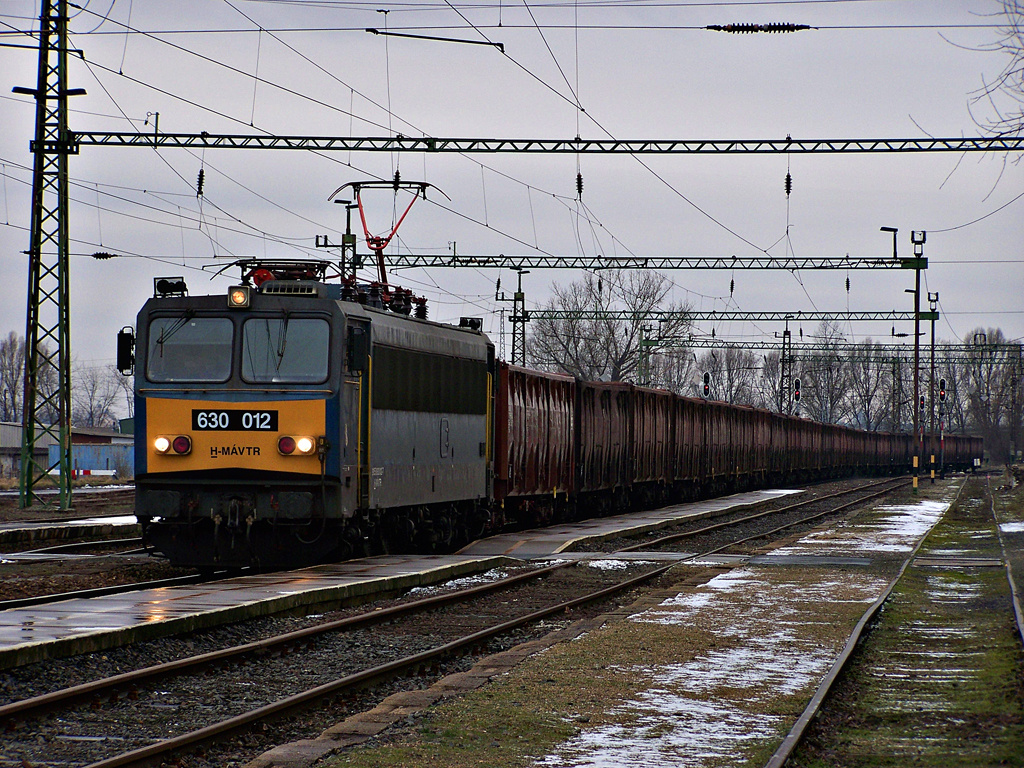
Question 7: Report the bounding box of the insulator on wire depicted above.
[196,168,205,197]
[393,169,401,189]
[576,172,584,198]
[706,22,811,33]
[784,171,792,197]
[846,276,851,293]
[730,278,735,296]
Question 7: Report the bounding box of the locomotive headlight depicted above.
[278,435,316,455]
[154,435,192,455]
[228,285,251,308]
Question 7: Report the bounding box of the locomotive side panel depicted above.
[369,339,489,509]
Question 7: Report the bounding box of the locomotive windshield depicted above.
[241,317,330,383]
[147,316,233,383]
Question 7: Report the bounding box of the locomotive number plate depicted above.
[191,409,279,431]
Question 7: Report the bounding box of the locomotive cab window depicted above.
[147,316,233,383]
[241,317,330,384]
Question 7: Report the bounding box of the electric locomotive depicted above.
[118,259,984,571]
[120,261,494,568]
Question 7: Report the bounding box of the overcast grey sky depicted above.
[1,0,1022,373]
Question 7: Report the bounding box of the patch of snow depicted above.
[68,515,138,526]
[538,696,784,768]
[771,499,949,557]
[538,495,953,768]
[406,568,510,595]
[925,574,984,602]
[538,628,833,767]
[585,559,654,571]
[1000,522,1024,534]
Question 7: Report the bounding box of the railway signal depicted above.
[793,378,801,402]
[702,371,711,398]
[939,379,947,402]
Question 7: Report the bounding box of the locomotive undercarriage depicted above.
[137,472,343,569]
[136,472,494,569]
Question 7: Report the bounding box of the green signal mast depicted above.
[15,0,84,509]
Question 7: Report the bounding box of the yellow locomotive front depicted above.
[130,275,352,569]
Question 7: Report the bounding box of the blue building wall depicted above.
[48,443,135,478]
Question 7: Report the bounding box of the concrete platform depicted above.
[0,515,140,547]
[0,554,515,670]
[458,488,802,559]
[0,489,803,672]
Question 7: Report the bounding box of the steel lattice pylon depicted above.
[19,0,74,509]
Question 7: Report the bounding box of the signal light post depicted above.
[927,292,939,483]
[939,377,947,478]
[907,231,927,494]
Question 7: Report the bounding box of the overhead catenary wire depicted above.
[70,2,634,268]
[74,36,557,261]
[19,0,1011,354]
[433,0,769,252]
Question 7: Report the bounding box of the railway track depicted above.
[10,537,145,556]
[0,477,916,768]
[580,476,910,556]
[0,488,135,523]
[770,475,1024,767]
[0,477,897,611]
[1,561,668,767]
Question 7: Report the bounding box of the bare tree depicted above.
[798,322,850,424]
[847,340,889,431]
[0,331,24,422]
[528,270,691,382]
[72,363,121,428]
[973,1,1024,136]
[648,347,700,394]
[115,370,135,420]
[1,333,60,425]
[757,350,784,412]
[963,328,1023,460]
[698,347,760,405]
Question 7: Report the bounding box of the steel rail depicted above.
[698,479,910,559]
[78,479,909,766]
[81,562,674,768]
[762,477,968,768]
[13,536,143,555]
[0,561,572,725]
[617,477,907,553]
[987,476,1024,648]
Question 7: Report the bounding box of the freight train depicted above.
[117,261,983,569]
